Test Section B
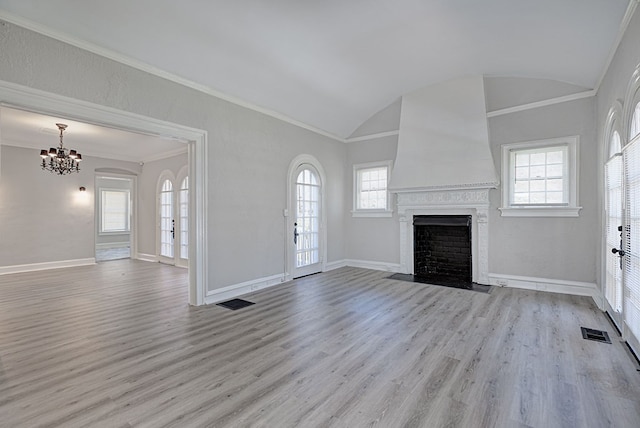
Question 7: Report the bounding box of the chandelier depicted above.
[39,123,82,175]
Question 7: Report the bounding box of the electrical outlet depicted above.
[496,279,508,287]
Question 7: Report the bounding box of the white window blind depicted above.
[624,138,640,344]
[605,155,623,313]
[357,166,388,210]
[101,190,130,233]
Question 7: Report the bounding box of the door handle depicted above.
[172,219,175,240]
[293,222,298,245]
[612,248,626,257]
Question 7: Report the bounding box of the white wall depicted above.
[487,97,598,282]
[346,135,400,265]
[0,20,346,292]
[0,145,141,266]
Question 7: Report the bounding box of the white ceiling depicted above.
[0,0,631,138]
[0,107,186,163]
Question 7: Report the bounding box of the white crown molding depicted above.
[345,130,399,143]
[0,10,346,144]
[141,146,188,164]
[486,90,596,118]
[594,0,640,93]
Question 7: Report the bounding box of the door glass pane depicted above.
[180,177,189,260]
[296,168,320,268]
[160,179,173,258]
[624,139,640,343]
[606,155,623,313]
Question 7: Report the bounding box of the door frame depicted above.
[0,80,208,306]
[95,172,137,261]
[285,154,327,281]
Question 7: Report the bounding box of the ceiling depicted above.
[0,107,186,163]
[0,0,632,139]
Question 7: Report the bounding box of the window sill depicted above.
[351,210,393,218]
[499,206,582,218]
[98,230,131,236]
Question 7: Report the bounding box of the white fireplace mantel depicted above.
[394,186,494,285]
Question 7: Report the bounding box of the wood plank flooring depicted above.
[1,260,639,427]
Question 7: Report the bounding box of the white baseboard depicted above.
[204,273,285,305]
[0,258,96,275]
[96,242,130,250]
[344,259,402,273]
[136,253,158,263]
[488,273,599,303]
[325,260,348,271]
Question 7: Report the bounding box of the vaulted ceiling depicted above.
[0,0,632,138]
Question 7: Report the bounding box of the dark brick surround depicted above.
[413,215,471,282]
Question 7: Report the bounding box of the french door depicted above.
[158,176,189,266]
[291,165,322,278]
[606,133,640,354]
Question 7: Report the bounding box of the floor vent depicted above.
[217,298,255,310]
[581,327,611,344]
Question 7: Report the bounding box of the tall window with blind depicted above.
[100,189,130,233]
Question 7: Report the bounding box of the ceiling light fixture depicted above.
[39,123,82,175]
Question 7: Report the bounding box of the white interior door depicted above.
[291,165,322,278]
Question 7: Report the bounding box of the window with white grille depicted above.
[353,161,392,217]
[500,136,580,217]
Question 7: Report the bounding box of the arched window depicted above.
[631,102,640,142]
[609,130,622,158]
[179,176,189,260]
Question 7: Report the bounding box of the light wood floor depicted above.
[1,261,639,427]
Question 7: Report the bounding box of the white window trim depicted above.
[98,187,131,235]
[352,160,393,217]
[499,136,581,217]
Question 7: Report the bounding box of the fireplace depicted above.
[413,215,472,283]
[394,187,492,285]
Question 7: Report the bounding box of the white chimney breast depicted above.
[389,75,499,191]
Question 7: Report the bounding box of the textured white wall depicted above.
[345,135,400,264]
[487,97,598,282]
[0,21,346,291]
